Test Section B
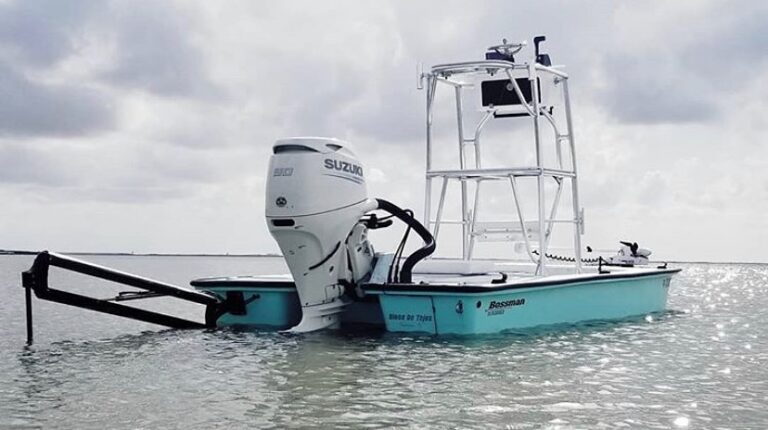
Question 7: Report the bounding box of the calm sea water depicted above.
[1,255,767,429]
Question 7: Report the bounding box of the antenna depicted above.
[417,62,424,90]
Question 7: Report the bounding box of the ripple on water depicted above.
[2,259,768,429]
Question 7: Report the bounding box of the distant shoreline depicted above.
[0,249,764,264]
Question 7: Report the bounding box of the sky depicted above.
[0,0,766,263]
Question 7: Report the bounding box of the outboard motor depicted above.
[607,241,652,266]
[266,137,377,332]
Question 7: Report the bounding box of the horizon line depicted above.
[0,249,765,265]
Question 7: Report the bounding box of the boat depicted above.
[20,36,680,340]
[190,36,681,334]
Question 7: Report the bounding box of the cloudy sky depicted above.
[1,0,766,263]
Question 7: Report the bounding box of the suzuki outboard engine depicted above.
[266,137,377,332]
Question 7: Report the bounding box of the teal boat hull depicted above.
[205,286,302,329]
[192,269,679,334]
[366,270,677,334]
[190,278,384,329]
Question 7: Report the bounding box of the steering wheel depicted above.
[487,39,527,58]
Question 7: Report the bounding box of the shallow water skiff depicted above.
[21,36,679,340]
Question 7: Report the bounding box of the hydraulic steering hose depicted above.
[375,198,436,284]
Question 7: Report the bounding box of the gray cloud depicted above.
[0,142,78,185]
[280,65,424,143]
[45,185,194,204]
[99,2,222,100]
[0,135,230,205]
[599,2,768,124]
[342,67,424,143]
[276,63,368,137]
[0,0,765,260]
[0,0,100,67]
[680,4,768,77]
[0,1,112,138]
[599,55,718,124]
[336,0,618,143]
[0,61,115,137]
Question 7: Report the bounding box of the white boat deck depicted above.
[406,266,667,287]
[191,260,675,291]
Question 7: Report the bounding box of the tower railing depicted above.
[420,49,583,276]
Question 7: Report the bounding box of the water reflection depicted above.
[2,260,768,429]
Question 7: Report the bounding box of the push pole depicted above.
[25,285,33,345]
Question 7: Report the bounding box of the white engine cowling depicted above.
[607,242,652,266]
[266,137,376,332]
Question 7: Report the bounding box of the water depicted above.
[1,255,767,429]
